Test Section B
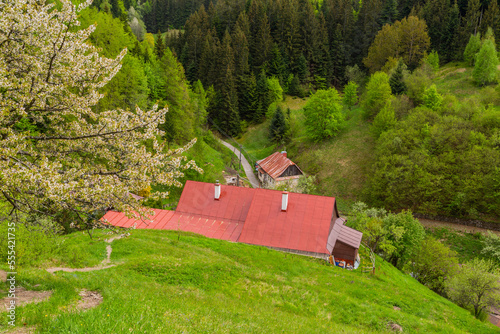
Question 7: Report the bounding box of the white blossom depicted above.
[0,0,202,226]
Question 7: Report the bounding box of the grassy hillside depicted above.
[237,62,500,215]
[0,229,497,333]
[237,96,374,212]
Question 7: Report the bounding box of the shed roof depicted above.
[326,218,363,253]
[257,152,303,180]
[238,189,336,254]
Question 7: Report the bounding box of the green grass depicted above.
[426,227,487,263]
[1,229,497,333]
[237,96,374,213]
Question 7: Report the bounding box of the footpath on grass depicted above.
[45,233,127,274]
[219,139,260,188]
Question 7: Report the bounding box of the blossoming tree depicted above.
[0,0,200,228]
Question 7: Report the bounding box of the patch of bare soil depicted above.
[0,269,7,282]
[74,289,103,311]
[4,326,37,334]
[1,287,52,311]
[455,68,466,73]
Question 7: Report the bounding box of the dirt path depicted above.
[219,139,260,188]
[46,233,127,274]
[418,218,500,235]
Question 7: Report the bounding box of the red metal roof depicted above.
[102,209,175,229]
[103,181,362,256]
[176,180,256,222]
[257,152,303,180]
[238,189,337,254]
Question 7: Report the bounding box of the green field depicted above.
[1,229,497,333]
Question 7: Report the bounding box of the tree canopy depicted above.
[0,0,200,227]
[303,88,345,142]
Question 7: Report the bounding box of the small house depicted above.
[103,181,362,267]
[256,151,303,188]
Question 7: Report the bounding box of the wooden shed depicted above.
[327,218,363,267]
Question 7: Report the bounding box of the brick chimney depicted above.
[215,180,221,200]
[281,150,287,158]
[281,191,288,211]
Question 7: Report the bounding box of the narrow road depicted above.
[219,139,260,188]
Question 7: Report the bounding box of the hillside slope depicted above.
[1,229,496,333]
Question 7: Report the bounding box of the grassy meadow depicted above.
[1,228,497,333]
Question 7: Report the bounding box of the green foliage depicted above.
[445,258,500,318]
[364,16,431,72]
[423,84,443,110]
[405,67,432,105]
[425,50,440,71]
[463,33,481,66]
[269,106,288,143]
[267,76,284,105]
[389,60,407,95]
[371,103,397,138]
[362,72,393,120]
[154,30,165,59]
[303,88,345,141]
[472,39,499,86]
[349,203,425,270]
[481,231,500,262]
[408,236,459,296]
[342,81,359,110]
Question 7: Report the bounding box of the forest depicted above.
[2,0,500,224]
[85,0,500,220]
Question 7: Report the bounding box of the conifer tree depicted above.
[288,74,302,97]
[238,73,258,121]
[269,106,288,143]
[331,25,346,86]
[232,21,250,77]
[423,0,450,55]
[473,39,499,86]
[269,43,285,81]
[255,70,270,123]
[214,31,240,136]
[481,0,500,42]
[154,30,165,59]
[379,0,399,25]
[389,59,407,95]
[443,2,461,62]
[460,0,482,50]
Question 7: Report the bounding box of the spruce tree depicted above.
[389,59,407,95]
[154,30,165,59]
[423,84,443,110]
[481,0,500,43]
[215,31,240,136]
[269,106,288,143]
[255,70,270,123]
[379,0,399,26]
[269,43,285,81]
[473,39,499,86]
[238,73,258,121]
[443,2,461,62]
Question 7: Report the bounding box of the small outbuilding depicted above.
[256,151,304,188]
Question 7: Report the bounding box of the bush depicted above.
[362,72,393,120]
[408,236,459,295]
[405,67,432,105]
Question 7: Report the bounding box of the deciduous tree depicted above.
[472,39,499,86]
[303,88,345,141]
[362,72,393,119]
[445,259,500,318]
[0,0,200,227]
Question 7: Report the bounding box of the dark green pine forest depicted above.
[87,0,500,221]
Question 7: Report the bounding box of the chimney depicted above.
[281,150,287,158]
[281,191,288,211]
[215,180,221,200]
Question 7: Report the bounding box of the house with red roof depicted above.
[103,180,363,266]
[256,151,303,188]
